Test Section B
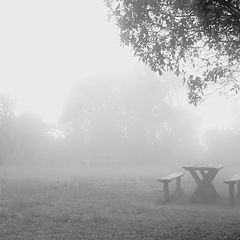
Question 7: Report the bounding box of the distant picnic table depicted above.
[183,164,223,203]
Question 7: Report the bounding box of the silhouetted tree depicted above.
[0,94,16,162]
[0,94,16,122]
[105,0,240,104]
[61,75,129,164]
[12,112,52,164]
[61,72,204,166]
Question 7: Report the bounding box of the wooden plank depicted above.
[224,174,240,183]
[183,164,223,171]
[158,172,184,182]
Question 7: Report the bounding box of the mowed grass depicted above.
[0,168,240,240]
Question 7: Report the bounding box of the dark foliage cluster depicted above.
[105,0,240,104]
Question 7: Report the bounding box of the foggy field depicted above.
[0,167,240,240]
[2,0,240,239]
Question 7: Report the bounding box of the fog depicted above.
[1,1,240,239]
[1,67,239,180]
[0,0,239,180]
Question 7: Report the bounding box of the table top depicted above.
[183,164,223,171]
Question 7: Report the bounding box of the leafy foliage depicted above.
[105,0,240,104]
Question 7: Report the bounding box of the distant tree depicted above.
[0,94,16,162]
[105,0,240,104]
[13,112,51,163]
[0,94,16,123]
[160,106,204,162]
[60,75,124,163]
[61,73,204,165]
[204,129,240,165]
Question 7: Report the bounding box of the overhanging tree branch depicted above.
[105,0,240,104]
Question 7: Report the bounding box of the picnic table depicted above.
[183,164,223,203]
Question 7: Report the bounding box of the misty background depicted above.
[1,1,240,239]
[1,0,240,176]
[1,67,240,175]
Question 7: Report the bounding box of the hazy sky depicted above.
[0,0,140,121]
[0,0,238,133]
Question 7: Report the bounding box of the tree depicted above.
[13,112,56,164]
[0,94,16,162]
[0,94,16,123]
[61,75,126,164]
[204,128,240,165]
[105,0,240,104]
[61,72,204,166]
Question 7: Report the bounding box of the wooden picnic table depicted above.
[183,164,223,203]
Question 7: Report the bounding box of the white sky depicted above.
[0,0,139,122]
[0,0,238,133]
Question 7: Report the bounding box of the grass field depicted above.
[0,166,240,240]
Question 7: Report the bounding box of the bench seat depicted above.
[158,172,184,182]
[224,174,240,183]
[158,172,184,202]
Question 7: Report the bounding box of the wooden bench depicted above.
[158,172,184,202]
[224,174,240,205]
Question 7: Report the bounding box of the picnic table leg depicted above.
[228,183,235,205]
[163,182,170,201]
[188,170,204,202]
[176,177,182,195]
[199,169,220,200]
